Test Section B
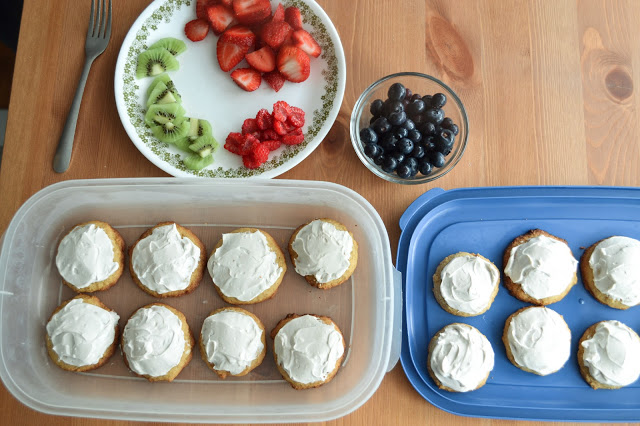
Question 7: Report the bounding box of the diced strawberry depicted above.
[230,68,262,91]
[207,4,235,35]
[262,140,282,151]
[242,118,259,134]
[184,19,210,42]
[292,30,321,58]
[272,3,285,22]
[261,20,292,50]
[274,119,296,136]
[216,38,249,71]
[263,70,286,92]
[233,0,271,25]
[220,25,256,47]
[255,108,273,130]
[277,46,310,83]
[245,46,276,72]
[287,106,305,127]
[224,132,244,154]
[281,128,304,145]
[196,0,216,20]
[261,128,279,140]
[272,100,291,122]
[251,143,270,163]
[284,6,303,30]
[220,0,232,7]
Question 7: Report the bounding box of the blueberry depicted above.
[402,119,416,132]
[360,127,378,144]
[404,88,413,100]
[424,108,444,125]
[449,123,459,135]
[441,117,454,130]
[430,151,446,168]
[390,152,405,165]
[421,94,432,105]
[394,126,409,139]
[369,116,377,125]
[431,93,447,108]
[420,122,437,136]
[410,93,422,102]
[382,156,399,172]
[437,129,454,145]
[370,99,384,117]
[403,99,410,107]
[410,144,425,159]
[372,117,391,134]
[413,114,426,125]
[408,129,422,143]
[384,100,404,117]
[364,143,381,158]
[380,133,398,152]
[418,160,433,175]
[373,154,385,165]
[407,100,426,117]
[388,83,406,101]
[397,138,414,155]
[435,138,453,155]
[389,111,407,126]
[403,157,418,171]
[396,164,412,179]
[423,138,436,152]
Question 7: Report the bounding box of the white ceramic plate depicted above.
[114,0,346,178]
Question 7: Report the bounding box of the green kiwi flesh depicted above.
[150,118,190,143]
[146,74,182,103]
[183,153,214,171]
[146,81,178,107]
[148,38,187,56]
[136,48,179,79]
[189,135,218,158]
[173,136,193,152]
[145,103,186,126]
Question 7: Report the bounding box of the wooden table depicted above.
[1,0,639,425]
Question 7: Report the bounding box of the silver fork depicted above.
[53,0,112,173]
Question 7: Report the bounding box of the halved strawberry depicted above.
[261,128,279,140]
[233,0,271,25]
[251,143,269,163]
[245,46,276,72]
[224,132,244,154]
[220,25,256,47]
[281,128,304,145]
[277,46,310,83]
[272,3,285,22]
[263,70,286,92]
[216,38,249,71]
[272,100,291,122]
[284,6,303,30]
[273,119,296,136]
[292,30,321,58]
[196,0,216,20]
[184,19,210,42]
[230,68,262,92]
[255,108,273,130]
[207,4,234,35]
[287,106,305,127]
[262,140,282,151]
[261,20,292,50]
[242,118,259,134]
[242,154,262,169]
[230,133,260,155]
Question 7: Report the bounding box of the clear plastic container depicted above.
[0,178,401,423]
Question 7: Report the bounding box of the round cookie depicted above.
[580,236,640,310]
[45,294,119,372]
[503,229,578,305]
[55,220,125,293]
[121,303,194,382]
[288,218,358,289]
[578,320,640,389]
[199,307,266,379]
[427,323,494,392]
[129,222,206,298]
[432,252,500,317]
[271,314,345,390]
[502,306,571,376]
[208,228,286,304]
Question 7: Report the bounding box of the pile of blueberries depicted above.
[359,82,459,179]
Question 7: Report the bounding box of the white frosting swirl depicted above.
[56,224,119,289]
[46,298,119,367]
[506,307,571,375]
[429,324,494,392]
[208,231,282,302]
[505,234,577,300]
[589,236,640,307]
[122,305,187,377]
[132,224,201,294]
[274,315,344,385]
[201,310,264,375]
[439,254,499,315]
[291,220,354,284]
[582,320,640,387]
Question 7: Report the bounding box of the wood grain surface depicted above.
[1,0,639,425]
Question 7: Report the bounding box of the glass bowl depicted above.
[350,72,468,184]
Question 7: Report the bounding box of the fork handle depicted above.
[53,56,95,173]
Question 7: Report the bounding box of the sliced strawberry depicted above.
[287,106,305,127]
[251,143,270,163]
[272,4,285,22]
[292,30,321,58]
[242,118,259,134]
[281,128,304,145]
[274,119,296,136]
[238,133,261,155]
[233,0,271,25]
[207,4,234,35]
[216,38,249,71]
[261,128,279,140]
[220,0,232,7]
[262,140,282,151]
[220,25,256,47]
[245,46,276,72]
[184,19,210,42]
[196,0,216,20]
[230,68,262,91]
[272,100,291,122]
[261,20,292,50]
[276,46,310,83]
[224,132,244,154]
[284,6,303,30]
[263,70,286,92]
[255,108,273,130]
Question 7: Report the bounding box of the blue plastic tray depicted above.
[397,186,640,422]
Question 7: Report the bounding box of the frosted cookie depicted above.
[578,320,640,389]
[502,306,571,376]
[580,236,640,310]
[427,323,494,392]
[288,219,358,289]
[432,252,500,316]
[55,221,125,292]
[199,307,266,379]
[45,294,119,372]
[271,314,345,390]
[208,228,286,304]
[121,303,194,382]
[503,229,578,305]
[129,222,206,298]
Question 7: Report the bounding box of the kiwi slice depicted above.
[146,81,179,107]
[146,74,182,103]
[189,135,219,158]
[183,153,214,171]
[173,136,193,152]
[136,48,179,79]
[145,103,186,127]
[148,38,187,56]
[150,118,190,143]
